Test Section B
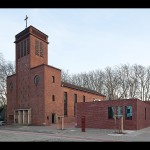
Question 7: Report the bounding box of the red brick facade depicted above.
[7,26,106,125]
[76,99,150,130]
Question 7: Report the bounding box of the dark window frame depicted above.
[34,75,40,86]
[35,40,39,56]
[83,95,85,102]
[108,107,114,119]
[64,92,68,116]
[125,106,132,120]
[27,38,30,54]
[52,76,55,83]
[21,41,23,57]
[24,40,27,56]
[74,94,77,116]
[18,43,20,59]
[40,42,44,57]
[52,95,55,101]
[145,108,146,120]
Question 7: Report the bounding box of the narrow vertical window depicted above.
[64,92,67,116]
[52,76,55,83]
[18,43,20,59]
[40,42,44,57]
[125,106,132,120]
[24,40,26,56]
[74,94,77,116]
[108,107,114,119]
[35,40,39,55]
[27,38,30,54]
[145,108,146,120]
[52,95,55,101]
[21,41,23,57]
[83,95,85,102]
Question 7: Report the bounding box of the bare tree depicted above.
[62,63,150,101]
[0,53,15,108]
[114,64,129,99]
[144,66,150,101]
[61,70,71,83]
[103,67,120,100]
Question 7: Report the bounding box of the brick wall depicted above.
[137,100,150,129]
[76,99,150,130]
[30,65,45,125]
[44,65,62,125]
[7,74,16,124]
[62,86,106,124]
[16,55,30,109]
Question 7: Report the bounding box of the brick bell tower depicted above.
[13,17,49,124]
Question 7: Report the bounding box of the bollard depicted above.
[81,116,85,132]
[121,116,123,133]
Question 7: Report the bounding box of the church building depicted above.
[7,25,106,126]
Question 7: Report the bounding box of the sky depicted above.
[1,8,150,74]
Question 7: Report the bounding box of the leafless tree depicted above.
[0,53,15,108]
[144,66,150,101]
[103,67,121,100]
[61,70,72,83]
[63,63,150,101]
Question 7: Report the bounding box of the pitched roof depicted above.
[61,82,106,97]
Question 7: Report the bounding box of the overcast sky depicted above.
[0,8,150,74]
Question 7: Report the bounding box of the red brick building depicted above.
[6,26,106,125]
[76,99,150,130]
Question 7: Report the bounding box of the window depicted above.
[125,106,132,120]
[35,40,39,55]
[18,39,29,58]
[108,107,114,119]
[27,38,30,54]
[74,94,77,116]
[52,76,55,83]
[117,106,123,119]
[40,42,44,57]
[145,108,146,120]
[24,40,26,56]
[52,95,55,101]
[18,43,20,59]
[64,92,68,116]
[34,75,40,86]
[83,95,85,102]
[21,41,23,57]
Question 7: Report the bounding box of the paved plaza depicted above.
[1,124,150,142]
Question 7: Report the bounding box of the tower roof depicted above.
[14,25,48,43]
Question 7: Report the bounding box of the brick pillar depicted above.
[28,109,31,125]
[14,110,16,124]
[56,114,59,129]
[121,116,123,133]
[81,116,85,132]
[23,110,25,124]
[18,111,21,124]
[62,117,64,130]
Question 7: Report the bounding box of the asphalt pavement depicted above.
[0,124,150,142]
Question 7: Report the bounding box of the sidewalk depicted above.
[1,124,150,141]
